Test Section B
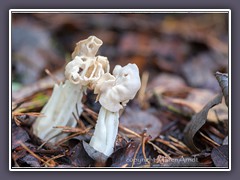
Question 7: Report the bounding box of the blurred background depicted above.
[11,13,228,92]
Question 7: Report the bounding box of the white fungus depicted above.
[89,63,141,157]
[32,36,109,144]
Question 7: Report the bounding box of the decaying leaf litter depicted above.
[11,13,229,168]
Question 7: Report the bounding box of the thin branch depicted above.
[141,130,150,164]
[147,141,170,158]
[45,69,61,84]
[137,71,149,108]
[45,154,66,164]
[55,126,92,146]
[199,131,220,147]
[118,125,141,138]
[131,142,142,167]
[19,141,52,167]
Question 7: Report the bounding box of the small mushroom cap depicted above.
[71,36,103,59]
[94,63,141,112]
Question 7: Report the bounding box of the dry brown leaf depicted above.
[120,108,162,140]
[183,94,223,152]
[211,145,228,167]
[215,72,229,107]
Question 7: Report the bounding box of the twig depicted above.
[55,126,92,146]
[119,124,170,159]
[74,105,86,129]
[131,142,142,167]
[137,71,149,109]
[141,130,150,164]
[83,106,171,162]
[45,154,66,164]
[45,69,61,84]
[147,141,170,158]
[82,112,96,126]
[168,135,193,154]
[118,125,141,138]
[121,163,128,168]
[13,112,45,117]
[199,131,220,147]
[12,101,25,112]
[53,126,84,133]
[13,112,45,126]
[19,141,52,167]
[83,106,98,120]
[208,125,225,139]
[38,133,64,150]
[72,112,83,129]
[13,116,21,126]
[155,138,185,155]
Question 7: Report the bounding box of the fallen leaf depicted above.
[215,72,229,107]
[18,154,41,167]
[183,94,223,152]
[12,149,27,162]
[69,141,95,167]
[108,141,139,167]
[82,141,108,165]
[109,141,154,167]
[12,122,30,150]
[120,108,162,139]
[211,145,228,167]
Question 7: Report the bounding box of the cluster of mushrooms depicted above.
[32,36,141,159]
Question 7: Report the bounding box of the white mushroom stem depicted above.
[32,80,84,143]
[89,107,119,156]
[89,63,141,157]
[32,36,110,144]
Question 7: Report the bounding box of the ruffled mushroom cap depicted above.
[94,63,141,112]
[71,36,103,59]
[65,55,109,88]
[65,36,109,88]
